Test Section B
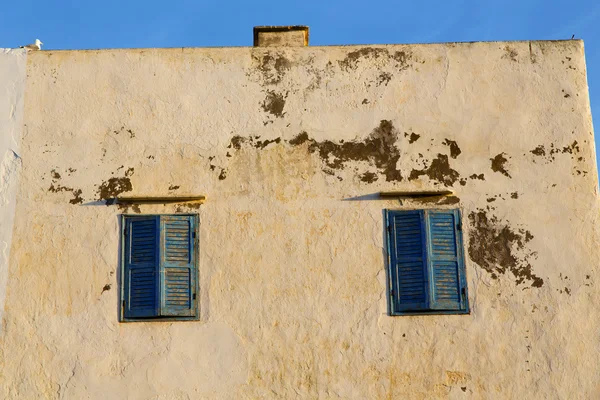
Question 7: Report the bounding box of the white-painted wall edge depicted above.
[0,48,26,330]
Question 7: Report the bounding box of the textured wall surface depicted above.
[0,41,598,399]
[0,49,26,332]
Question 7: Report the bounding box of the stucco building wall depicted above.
[0,40,598,398]
[0,49,26,333]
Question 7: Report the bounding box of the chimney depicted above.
[253,26,309,47]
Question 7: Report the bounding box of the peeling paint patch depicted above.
[503,46,518,62]
[251,52,292,85]
[289,120,402,182]
[228,135,281,150]
[562,140,580,154]
[530,141,580,163]
[261,91,287,118]
[47,169,83,204]
[468,210,543,287]
[97,168,134,201]
[288,132,310,146]
[443,139,461,159]
[406,132,420,144]
[70,189,83,204]
[360,172,378,183]
[338,48,412,72]
[113,126,136,138]
[409,154,460,186]
[490,153,511,178]
[376,72,392,86]
[410,195,460,205]
[530,146,545,156]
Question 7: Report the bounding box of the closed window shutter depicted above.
[124,216,160,318]
[387,210,429,312]
[159,215,197,317]
[425,209,465,310]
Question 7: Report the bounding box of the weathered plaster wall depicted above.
[0,41,599,399]
[0,49,26,332]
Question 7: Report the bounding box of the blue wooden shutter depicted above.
[387,210,429,312]
[124,216,160,318]
[425,209,467,311]
[159,215,197,317]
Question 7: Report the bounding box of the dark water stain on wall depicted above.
[223,122,466,186]
[409,195,460,205]
[376,72,392,86]
[97,168,134,201]
[407,132,420,144]
[227,121,404,182]
[502,46,518,62]
[47,169,83,204]
[289,120,403,182]
[261,91,287,118]
[251,52,292,85]
[530,141,580,163]
[490,153,511,178]
[468,210,543,287]
[443,139,462,159]
[228,135,282,150]
[338,48,412,72]
[360,172,378,183]
[408,154,460,186]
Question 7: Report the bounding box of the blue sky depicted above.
[2,0,599,176]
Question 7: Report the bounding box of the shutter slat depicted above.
[124,216,159,319]
[388,210,428,312]
[427,210,464,311]
[160,215,197,317]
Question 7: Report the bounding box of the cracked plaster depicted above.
[0,40,598,398]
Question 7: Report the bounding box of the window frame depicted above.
[119,213,200,322]
[385,208,470,316]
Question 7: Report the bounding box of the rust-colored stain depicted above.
[468,210,543,287]
[490,153,511,178]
